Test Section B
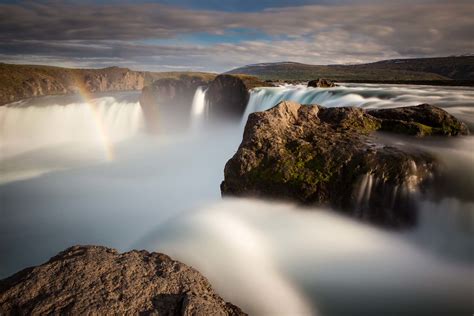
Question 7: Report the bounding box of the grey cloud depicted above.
[0,1,472,71]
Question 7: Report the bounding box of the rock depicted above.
[307,78,336,88]
[150,75,208,107]
[206,75,250,120]
[139,85,161,133]
[221,102,467,227]
[0,245,246,315]
[368,103,469,136]
[139,75,210,132]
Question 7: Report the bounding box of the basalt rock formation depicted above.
[0,245,245,315]
[307,78,336,88]
[221,101,468,227]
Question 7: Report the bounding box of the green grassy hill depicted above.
[226,56,474,83]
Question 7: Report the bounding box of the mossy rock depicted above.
[222,101,467,228]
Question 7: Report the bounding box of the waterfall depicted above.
[242,84,474,126]
[242,85,375,123]
[190,86,208,129]
[0,95,143,159]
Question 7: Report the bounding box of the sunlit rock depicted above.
[0,245,246,315]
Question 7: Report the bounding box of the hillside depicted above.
[227,56,474,83]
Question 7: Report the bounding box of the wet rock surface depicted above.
[0,245,246,316]
[221,101,468,227]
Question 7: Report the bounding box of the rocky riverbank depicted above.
[221,101,469,227]
[0,245,245,315]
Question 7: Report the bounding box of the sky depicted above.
[0,0,472,72]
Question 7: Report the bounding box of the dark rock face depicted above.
[139,75,209,132]
[307,78,336,88]
[368,103,469,136]
[139,85,161,133]
[0,245,245,315]
[221,102,469,227]
[206,75,250,120]
[151,76,208,107]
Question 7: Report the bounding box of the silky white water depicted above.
[190,86,208,129]
[1,85,473,315]
[244,83,474,129]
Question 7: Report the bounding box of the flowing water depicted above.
[0,84,473,315]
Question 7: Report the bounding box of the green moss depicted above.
[246,142,338,195]
[414,123,434,136]
[361,116,382,134]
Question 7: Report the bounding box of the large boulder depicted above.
[0,245,245,315]
[307,78,336,88]
[221,102,468,227]
[205,75,250,120]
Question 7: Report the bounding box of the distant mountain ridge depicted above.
[227,56,474,82]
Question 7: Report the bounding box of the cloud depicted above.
[0,1,472,71]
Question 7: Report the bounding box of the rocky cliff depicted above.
[0,245,245,315]
[0,63,219,106]
[221,101,468,227]
[0,64,149,105]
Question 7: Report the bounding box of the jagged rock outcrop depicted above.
[221,102,468,227]
[0,245,245,315]
[307,78,336,88]
[206,75,250,120]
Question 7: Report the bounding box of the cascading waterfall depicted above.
[190,86,209,128]
[242,83,474,126]
[1,84,473,315]
[0,95,143,159]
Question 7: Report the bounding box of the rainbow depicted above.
[73,74,115,161]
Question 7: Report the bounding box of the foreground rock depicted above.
[0,245,245,315]
[221,102,468,227]
[307,78,336,88]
